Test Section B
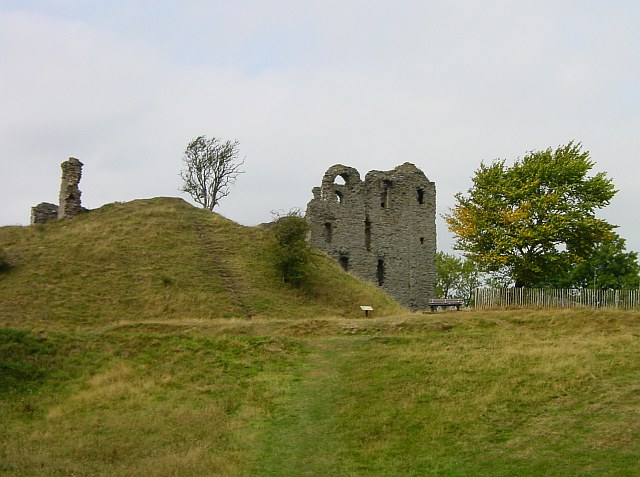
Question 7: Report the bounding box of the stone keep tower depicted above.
[306,163,436,310]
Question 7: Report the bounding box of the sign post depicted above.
[360,305,373,318]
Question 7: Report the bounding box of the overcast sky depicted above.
[2,1,639,253]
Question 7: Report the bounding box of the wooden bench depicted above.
[428,298,463,312]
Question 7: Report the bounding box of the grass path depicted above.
[251,337,355,477]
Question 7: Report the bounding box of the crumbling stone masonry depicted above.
[30,157,84,225]
[58,157,84,219]
[306,163,436,310]
[30,202,59,225]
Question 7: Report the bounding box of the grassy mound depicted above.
[0,197,402,328]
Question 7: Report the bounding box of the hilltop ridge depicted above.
[0,197,403,328]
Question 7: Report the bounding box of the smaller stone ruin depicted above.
[31,157,84,225]
[31,203,59,225]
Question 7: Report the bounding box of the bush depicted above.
[0,247,10,273]
[272,211,310,287]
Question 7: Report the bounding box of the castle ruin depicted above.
[306,163,436,310]
[31,157,84,225]
[58,157,84,219]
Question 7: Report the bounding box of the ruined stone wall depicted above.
[30,157,84,225]
[306,163,436,310]
[58,157,84,219]
[30,202,59,225]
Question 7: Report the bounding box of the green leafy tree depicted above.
[436,252,460,298]
[435,252,482,305]
[483,268,515,288]
[272,210,310,287]
[445,142,616,287]
[180,135,244,211]
[552,233,640,289]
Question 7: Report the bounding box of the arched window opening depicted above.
[339,256,349,271]
[334,175,346,185]
[335,190,343,203]
[417,188,425,205]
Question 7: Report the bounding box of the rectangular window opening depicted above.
[339,256,349,271]
[365,218,372,251]
[377,259,385,286]
[381,180,392,208]
[324,222,333,243]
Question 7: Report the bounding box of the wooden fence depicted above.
[473,287,640,310]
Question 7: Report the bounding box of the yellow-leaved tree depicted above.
[445,142,616,288]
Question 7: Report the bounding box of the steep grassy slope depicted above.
[0,197,402,328]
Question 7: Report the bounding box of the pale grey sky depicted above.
[2,1,639,253]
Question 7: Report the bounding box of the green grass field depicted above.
[1,199,639,476]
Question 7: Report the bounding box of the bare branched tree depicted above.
[180,136,245,211]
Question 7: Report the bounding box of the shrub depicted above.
[0,247,10,273]
[272,211,310,287]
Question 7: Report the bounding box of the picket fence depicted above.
[473,287,640,310]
